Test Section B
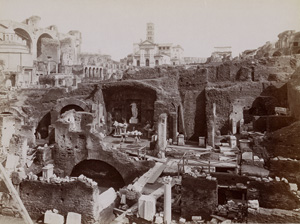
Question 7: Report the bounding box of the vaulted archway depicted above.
[37,33,54,58]
[71,159,125,191]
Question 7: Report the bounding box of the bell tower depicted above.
[146,23,154,43]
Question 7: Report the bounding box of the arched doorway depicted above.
[85,67,88,77]
[137,60,140,67]
[88,67,92,77]
[92,68,95,77]
[60,104,84,115]
[155,60,159,66]
[146,59,150,67]
[36,112,51,139]
[71,160,125,191]
[37,33,53,58]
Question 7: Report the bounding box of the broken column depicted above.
[42,164,54,181]
[163,176,172,224]
[157,113,167,153]
[229,135,237,148]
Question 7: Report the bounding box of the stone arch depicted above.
[273,51,282,57]
[85,67,88,76]
[37,33,54,58]
[54,98,90,115]
[92,68,95,77]
[14,28,33,53]
[0,107,27,124]
[70,159,125,190]
[102,82,157,124]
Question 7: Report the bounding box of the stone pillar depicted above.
[170,112,177,143]
[54,78,59,87]
[207,103,216,147]
[231,119,237,134]
[47,61,51,75]
[163,176,172,224]
[157,113,167,153]
[238,119,244,134]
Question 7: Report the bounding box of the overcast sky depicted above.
[0,0,300,60]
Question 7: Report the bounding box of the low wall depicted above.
[181,175,218,221]
[20,179,116,224]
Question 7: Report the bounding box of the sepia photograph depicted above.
[0,0,300,223]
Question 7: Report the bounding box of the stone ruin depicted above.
[1,17,300,224]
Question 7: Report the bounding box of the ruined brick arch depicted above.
[14,28,33,53]
[54,98,90,115]
[37,33,55,58]
[71,159,127,187]
[273,51,282,57]
[0,107,27,124]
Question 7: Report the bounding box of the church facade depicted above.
[132,23,184,67]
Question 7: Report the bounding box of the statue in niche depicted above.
[129,102,138,124]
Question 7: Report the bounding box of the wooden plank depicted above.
[132,162,164,192]
[0,163,34,224]
[147,163,167,184]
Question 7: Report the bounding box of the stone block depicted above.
[248,200,259,209]
[44,211,64,224]
[199,137,205,147]
[242,152,253,160]
[289,183,298,192]
[138,195,156,221]
[229,135,237,148]
[66,212,81,224]
[177,134,185,146]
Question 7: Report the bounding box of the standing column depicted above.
[163,176,172,224]
[157,113,167,155]
[170,112,177,143]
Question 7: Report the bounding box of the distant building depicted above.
[183,57,207,64]
[132,23,184,67]
[255,30,300,58]
[210,47,232,62]
[79,53,127,80]
[0,16,82,87]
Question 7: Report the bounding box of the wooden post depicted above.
[0,163,34,224]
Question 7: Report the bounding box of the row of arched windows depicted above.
[84,67,104,78]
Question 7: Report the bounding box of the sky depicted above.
[0,0,300,60]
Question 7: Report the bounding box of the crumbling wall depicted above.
[248,181,300,210]
[53,115,154,183]
[20,179,113,224]
[39,38,60,63]
[288,67,300,119]
[60,38,75,66]
[181,175,218,221]
[179,69,207,139]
